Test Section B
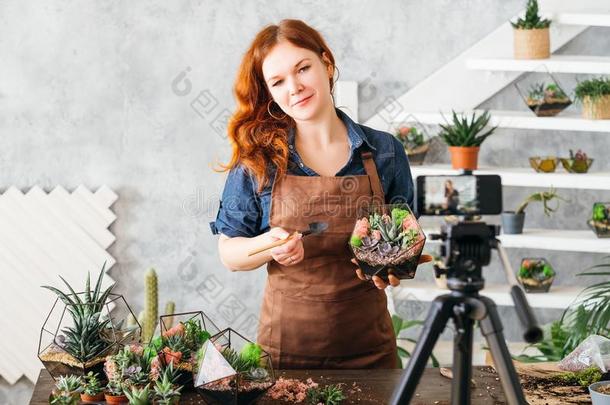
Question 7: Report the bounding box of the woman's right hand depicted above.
[267,227,304,266]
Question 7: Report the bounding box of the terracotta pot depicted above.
[448,146,480,170]
[582,95,610,120]
[81,392,105,402]
[105,392,128,404]
[513,27,550,59]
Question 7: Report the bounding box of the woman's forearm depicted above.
[218,232,274,271]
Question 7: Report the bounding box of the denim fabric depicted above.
[210,108,415,237]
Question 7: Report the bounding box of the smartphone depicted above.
[416,174,502,216]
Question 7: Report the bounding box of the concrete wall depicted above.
[2,0,609,402]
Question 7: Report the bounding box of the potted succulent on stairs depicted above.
[501,188,565,234]
[438,110,497,170]
[511,0,551,59]
[574,76,610,120]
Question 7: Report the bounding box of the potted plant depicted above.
[524,82,571,116]
[194,328,275,405]
[49,375,82,404]
[560,149,594,173]
[125,385,152,405]
[38,263,141,380]
[438,110,497,170]
[517,258,555,292]
[588,202,610,238]
[394,125,430,165]
[105,378,128,404]
[80,371,105,402]
[349,204,426,281]
[501,188,564,234]
[511,0,551,59]
[574,76,610,120]
[589,381,610,404]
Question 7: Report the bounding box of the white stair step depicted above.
[398,110,610,133]
[411,165,610,190]
[466,55,610,74]
[556,12,610,27]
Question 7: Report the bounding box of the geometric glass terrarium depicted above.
[154,311,222,391]
[588,202,610,238]
[193,328,275,405]
[392,114,432,165]
[38,292,141,381]
[515,69,572,117]
[349,203,426,282]
[517,258,555,293]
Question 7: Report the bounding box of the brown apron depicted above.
[257,150,398,369]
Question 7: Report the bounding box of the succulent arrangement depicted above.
[38,263,141,380]
[50,374,82,403]
[305,384,345,405]
[395,126,426,151]
[588,202,610,238]
[104,378,128,404]
[574,77,610,120]
[80,371,105,401]
[560,149,593,173]
[350,205,425,281]
[525,82,571,116]
[518,258,556,293]
[153,363,183,405]
[194,328,275,405]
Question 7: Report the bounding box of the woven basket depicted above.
[582,95,610,120]
[513,27,550,59]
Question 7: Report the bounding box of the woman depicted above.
[210,19,430,369]
[443,179,460,214]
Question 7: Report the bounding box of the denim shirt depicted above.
[210,108,415,238]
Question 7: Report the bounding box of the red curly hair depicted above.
[218,19,337,193]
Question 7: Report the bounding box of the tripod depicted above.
[390,221,542,405]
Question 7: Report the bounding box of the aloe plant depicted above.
[438,110,497,147]
[125,385,152,405]
[511,0,551,29]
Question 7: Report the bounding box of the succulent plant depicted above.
[395,126,426,151]
[183,318,211,350]
[153,368,182,405]
[527,83,545,102]
[125,385,152,405]
[82,372,103,396]
[592,203,608,222]
[55,375,83,393]
[519,259,554,281]
[106,378,125,396]
[164,334,191,360]
[49,392,79,405]
[41,263,114,362]
[570,149,588,161]
[511,0,551,29]
[438,110,497,147]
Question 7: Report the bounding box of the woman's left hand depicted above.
[352,254,434,289]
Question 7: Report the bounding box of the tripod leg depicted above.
[389,295,455,405]
[451,302,475,405]
[478,296,528,405]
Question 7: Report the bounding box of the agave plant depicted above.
[439,110,497,147]
[42,263,114,362]
[153,370,182,405]
[125,385,152,405]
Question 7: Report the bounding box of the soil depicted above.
[593,383,610,395]
[527,99,571,117]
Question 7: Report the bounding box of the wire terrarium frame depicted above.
[514,67,573,117]
[194,327,276,405]
[38,292,141,380]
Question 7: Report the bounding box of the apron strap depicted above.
[360,150,385,203]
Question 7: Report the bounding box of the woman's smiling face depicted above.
[262,41,333,121]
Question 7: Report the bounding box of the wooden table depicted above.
[30,367,508,404]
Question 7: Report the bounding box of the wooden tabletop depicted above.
[30,367,508,404]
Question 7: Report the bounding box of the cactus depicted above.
[142,268,158,343]
[163,301,176,329]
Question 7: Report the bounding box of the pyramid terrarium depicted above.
[193,328,275,405]
[38,264,141,381]
[153,310,221,391]
[349,203,426,281]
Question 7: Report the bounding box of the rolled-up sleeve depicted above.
[209,165,262,238]
[386,137,415,210]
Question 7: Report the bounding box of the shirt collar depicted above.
[287,108,377,152]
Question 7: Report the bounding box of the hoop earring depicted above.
[267,100,286,120]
